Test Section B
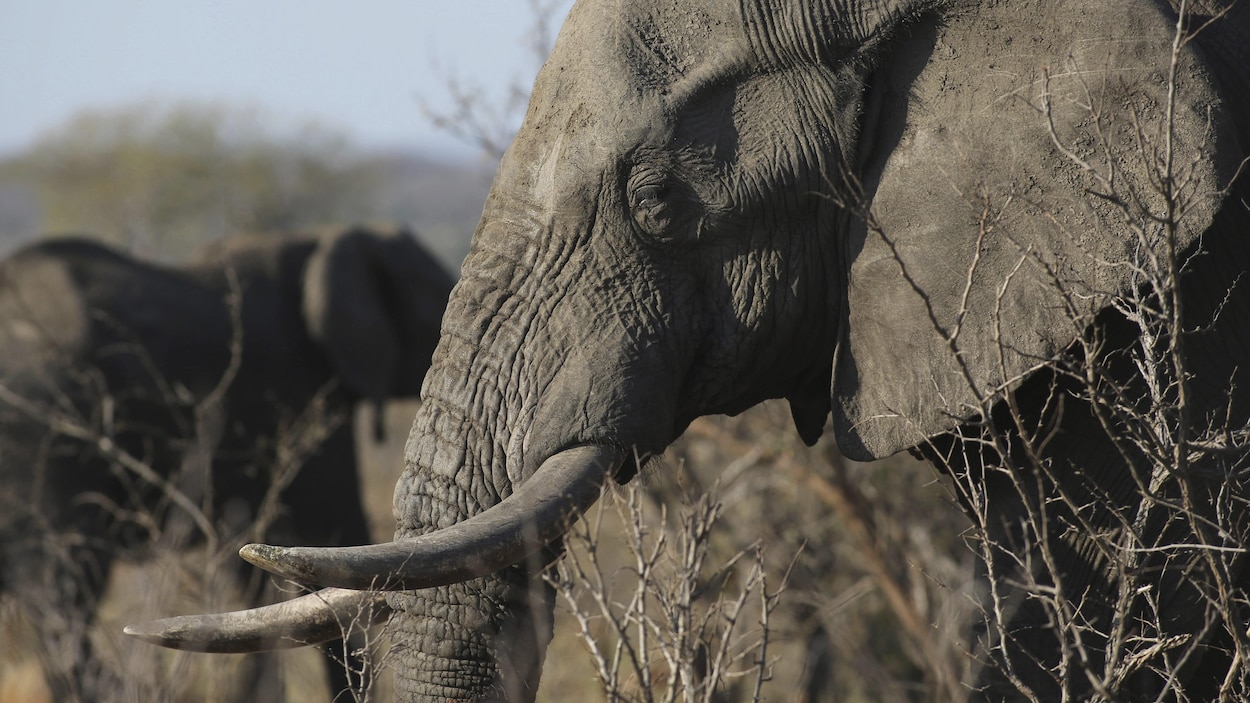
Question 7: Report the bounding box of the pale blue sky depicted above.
[0,1,576,160]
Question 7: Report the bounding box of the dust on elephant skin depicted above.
[132,1,1250,702]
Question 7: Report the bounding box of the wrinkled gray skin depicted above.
[137,0,1250,700]
[371,0,1250,700]
[0,226,452,700]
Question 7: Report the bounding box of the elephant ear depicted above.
[830,0,1241,461]
[302,227,405,409]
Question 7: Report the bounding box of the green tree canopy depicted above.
[3,101,386,259]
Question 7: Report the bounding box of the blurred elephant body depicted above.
[0,226,453,700]
[135,1,1250,701]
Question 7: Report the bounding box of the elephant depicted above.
[129,0,1250,701]
[0,225,454,701]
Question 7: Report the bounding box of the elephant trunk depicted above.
[369,162,690,697]
[384,399,541,699]
[382,229,597,702]
[127,194,659,700]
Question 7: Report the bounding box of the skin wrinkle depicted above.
[416,315,509,511]
[397,166,621,650]
[742,0,786,67]
[391,581,511,698]
[505,202,609,479]
[677,68,843,409]
[340,0,1250,699]
[556,246,678,414]
[621,13,688,88]
[509,281,576,476]
[742,0,861,69]
[386,2,878,699]
[404,336,508,522]
[425,202,582,500]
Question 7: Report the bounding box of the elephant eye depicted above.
[629,183,677,240]
[633,185,668,210]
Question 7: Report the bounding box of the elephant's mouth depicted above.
[123,443,628,652]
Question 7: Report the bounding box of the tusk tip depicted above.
[121,623,146,638]
[240,543,311,581]
[122,620,186,648]
[239,542,275,563]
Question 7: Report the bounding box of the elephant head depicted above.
[0,224,453,700]
[186,225,451,411]
[131,0,1249,701]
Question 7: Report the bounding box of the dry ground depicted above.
[2,399,973,702]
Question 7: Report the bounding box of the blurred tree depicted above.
[420,0,567,160]
[1,101,386,259]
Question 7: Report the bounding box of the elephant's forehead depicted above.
[532,0,747,150]
[556,1,735,89]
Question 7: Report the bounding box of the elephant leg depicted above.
[13,538,117,703]
[276,430,376,699]
[1130,179,1250,697]
[969,439,1126,702]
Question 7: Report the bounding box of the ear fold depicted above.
[831,0,1240,460]
[303,226,455,408]
[302,227,404,406]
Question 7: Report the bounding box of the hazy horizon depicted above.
[0,1,575,162]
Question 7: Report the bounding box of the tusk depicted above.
[239,444,626,590]
[123,588,389,653]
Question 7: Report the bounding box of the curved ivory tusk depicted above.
[239,444,627,590]
[123,588,389,653]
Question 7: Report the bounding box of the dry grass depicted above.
[2,398,974,702]
[538,401,975,703]
[0,401,416,703]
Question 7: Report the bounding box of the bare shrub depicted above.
[545,470,783,703]
[536,405,977,703]
[0,277,390,702]
[419,0,568,160]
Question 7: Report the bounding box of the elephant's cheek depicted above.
[524,345,682,470]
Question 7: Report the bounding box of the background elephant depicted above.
[134,0,1250,701]
[0,225,453,701]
